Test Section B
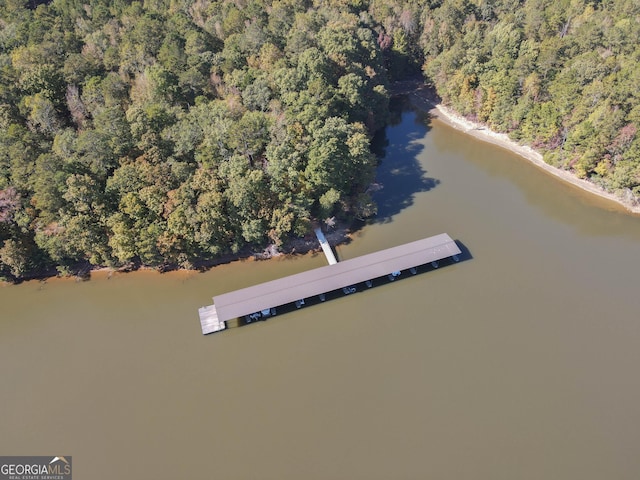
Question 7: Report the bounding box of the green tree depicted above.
[305,117,376,204]
[0,238,30,279]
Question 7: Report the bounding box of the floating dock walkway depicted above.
[198,232,461,335]
[314,228,338,265]
[198,304,226,335]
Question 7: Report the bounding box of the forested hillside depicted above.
[1,0,639,281]
[419,0,640,197]
[0,0,411,280]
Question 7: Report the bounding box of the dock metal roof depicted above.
[212,233,461,322]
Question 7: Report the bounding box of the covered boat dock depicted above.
[199,233,461,334]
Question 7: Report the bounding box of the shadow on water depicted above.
[372,97,440,223]
[454,240,473,262]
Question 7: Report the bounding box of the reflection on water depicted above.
[2,110,640,480]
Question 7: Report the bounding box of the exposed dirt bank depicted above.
[399,81,640,215]
[1,224,353,284]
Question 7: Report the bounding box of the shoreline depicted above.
[403,84,640,215]
[1,224,354,285]
[5,83,639,285]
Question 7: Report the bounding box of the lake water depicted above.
[2,106,640,479]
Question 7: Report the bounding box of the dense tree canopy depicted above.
[0,0,639,281]
[419,0,640,194]
[0,0,402,280]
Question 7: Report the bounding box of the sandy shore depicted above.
[402,85,640,215]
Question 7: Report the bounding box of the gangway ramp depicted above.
[314,228,338,265]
